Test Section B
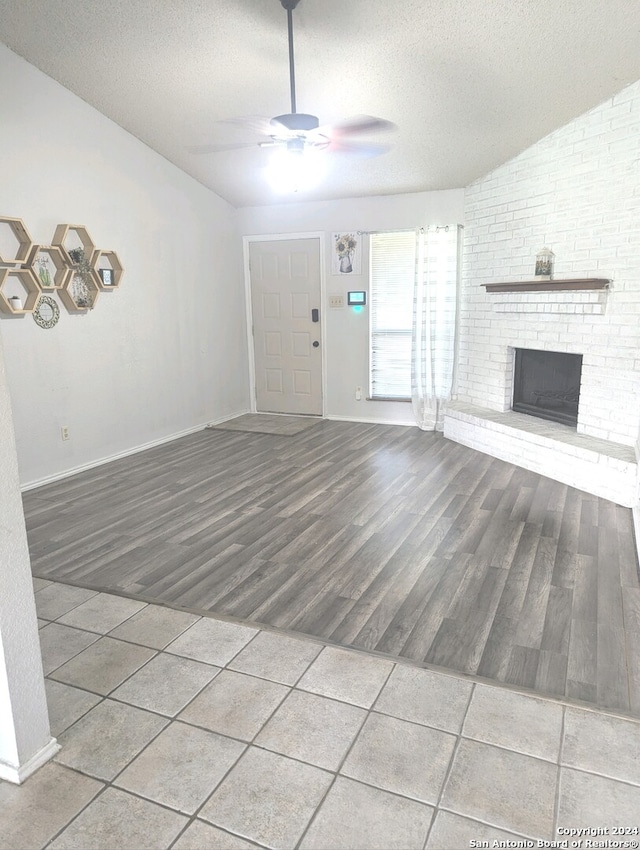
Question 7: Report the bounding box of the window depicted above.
[370,227,461,407]
[369,231,417,399]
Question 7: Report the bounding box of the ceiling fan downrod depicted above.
[281,0,301,114]
[274,1,319,133]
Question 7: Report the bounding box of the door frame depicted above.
[243,232,327,416]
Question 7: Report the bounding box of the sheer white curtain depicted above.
[411,225,462,431]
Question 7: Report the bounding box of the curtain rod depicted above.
[356,226,452,235]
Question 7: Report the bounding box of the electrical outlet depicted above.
[329,295,344,308]
[61,426,70,441]
[355,386,362,401]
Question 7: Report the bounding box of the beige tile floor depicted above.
[2,578,640,850]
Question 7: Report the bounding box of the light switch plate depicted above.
[329,295,344,308]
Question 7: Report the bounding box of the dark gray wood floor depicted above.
[23,420,640,716]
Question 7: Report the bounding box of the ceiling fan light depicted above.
[266,145,325,194]
[286,137,305,154]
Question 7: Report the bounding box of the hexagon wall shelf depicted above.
[0,216,36,265]
[93,250,124,289]
[59,268,101,314]
[31,245,70,290]
[51,224,97,266]
[0,267,41,315]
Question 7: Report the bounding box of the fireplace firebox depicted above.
[512,348,583,427]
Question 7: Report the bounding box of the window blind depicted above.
[369,230,417,399]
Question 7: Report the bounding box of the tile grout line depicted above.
[47,691,250,846]
[422,679,477,849]
[43,623,264,845]
[33,586,101,625]
[41,776,109,850]
[49,643,163,702]
[293,658,398,850]
[552,705,566,841]
[424,675,571,843]
[160,626,319,847]
[47,606,252,715]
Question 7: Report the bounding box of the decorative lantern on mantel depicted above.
[535,246,554,279]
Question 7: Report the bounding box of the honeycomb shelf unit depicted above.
[0,218,122,318]
[0,216,36,265]
[0,267,41,316]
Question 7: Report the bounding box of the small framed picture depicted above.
[35,252,56,287]
[99,268,114,286]
[332,232,362,275]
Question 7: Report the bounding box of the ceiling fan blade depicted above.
[186,141,269,154]
[216,116,302,142]
[322,138,393,158]
[218,116,281,137]
[316,115,397,139]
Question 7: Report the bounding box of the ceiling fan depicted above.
[189,0,396,159]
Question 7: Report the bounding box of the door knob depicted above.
[312,340,320,348]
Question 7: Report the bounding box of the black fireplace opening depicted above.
[512,348,583,427]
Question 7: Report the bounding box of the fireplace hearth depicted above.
[512,348,583,427]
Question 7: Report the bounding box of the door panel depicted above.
[265,332,282,356]
[250,238,322,415]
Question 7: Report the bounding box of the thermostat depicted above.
[347,291,366,306]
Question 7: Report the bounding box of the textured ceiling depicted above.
[1,0,639,208]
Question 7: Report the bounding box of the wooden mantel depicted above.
[483,278,610,293]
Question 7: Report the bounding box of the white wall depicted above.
[0,45,250,487]
[238,190,464,423]
[458,79,640,447]
[0,336,56,782]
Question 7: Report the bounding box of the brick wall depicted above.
[457,79,640,447]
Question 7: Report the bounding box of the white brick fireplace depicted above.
[446,79,640,509]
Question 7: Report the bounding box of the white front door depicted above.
[249,238,322,415]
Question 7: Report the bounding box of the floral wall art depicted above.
[332,232,361,275]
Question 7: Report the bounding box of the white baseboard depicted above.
[0,737,60,784]
[326,414,416,427]
[21,411,250,492]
